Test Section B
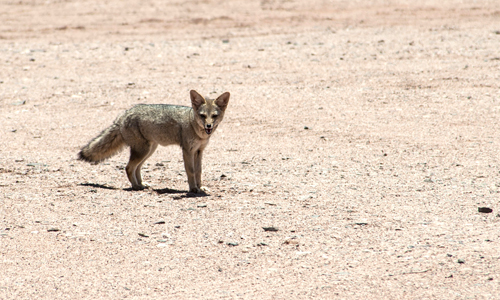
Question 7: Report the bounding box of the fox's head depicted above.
[190,90,230,135]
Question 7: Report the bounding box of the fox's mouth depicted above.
[205,127,213,135]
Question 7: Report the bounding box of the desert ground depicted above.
[1,0,500,299]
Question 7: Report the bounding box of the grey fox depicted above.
[78,90,230,193]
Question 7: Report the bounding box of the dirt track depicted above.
[1,1,500,299]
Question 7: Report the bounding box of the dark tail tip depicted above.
[78,150,92,162]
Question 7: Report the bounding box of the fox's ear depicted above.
[215,92,230,111]
[190,90,206,110]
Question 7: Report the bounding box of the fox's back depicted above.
[118,104,194,146]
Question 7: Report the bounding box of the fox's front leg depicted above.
[194,149,207,193]
[183,149,201,193]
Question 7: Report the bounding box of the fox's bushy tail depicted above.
[78,123,125,163]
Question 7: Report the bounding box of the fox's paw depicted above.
[132,183,150,191]
[189,186,209,194]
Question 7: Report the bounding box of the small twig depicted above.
[401,269,431,275]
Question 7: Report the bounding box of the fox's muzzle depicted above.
[205,124,213,135]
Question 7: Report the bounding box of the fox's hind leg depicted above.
[126,142,156,190]
[135,143,158,188]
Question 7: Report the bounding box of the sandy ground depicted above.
[1,0,500,299]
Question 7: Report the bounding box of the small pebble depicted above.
[47,228,60,232]
[457,259,465,264]
[11,100,26,106]
[138,233,149,238]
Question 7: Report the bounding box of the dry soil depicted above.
[1,0,500,299]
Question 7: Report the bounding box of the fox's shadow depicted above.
[154,187,209,198]
[78,182,208,198]
[79,183,119,190]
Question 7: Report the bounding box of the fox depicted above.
[78,90,230,193]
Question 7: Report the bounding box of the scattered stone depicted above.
[257,242,268,246]
[138,233,149,238]
[284,239,299,245]
[304,126,310,130]
[11,100,26,106]
[227,242,239,247]
[354,222,368,226]
[154,221,165,225]
[47,228,60,232]
[157,239,167,243]
[174,225,180,229]
[27,163,44,167]
[457,259,465,264]
[447,254,453,257]
[263,226,279,232]
[335,272,350,276]
[445,274,453,278]
[478,207,493,213]
[197,203,207,208]
[264,202,276,206]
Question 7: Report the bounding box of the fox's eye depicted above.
[199,113,207,118]
[212,114,218,118]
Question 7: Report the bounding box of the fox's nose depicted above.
[206,124,212,128]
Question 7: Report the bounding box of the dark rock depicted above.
[263,226,279,232]
[478,207,493,213]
